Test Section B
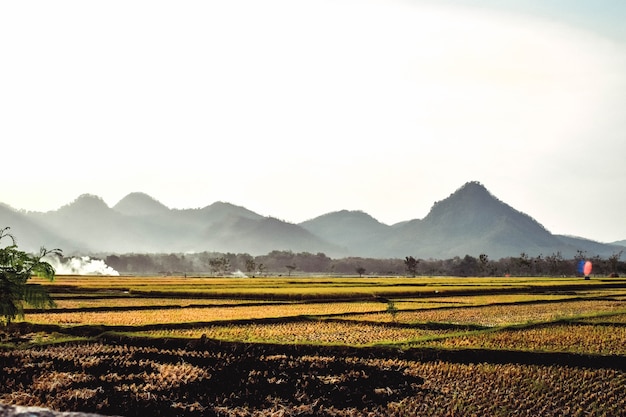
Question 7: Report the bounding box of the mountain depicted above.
[1,182,623,259]
[198,201,264,224]
[203,216,344,255]
[388,181,565,259]
[611,239,626,248]
[4,194,341,256]
[299,210,392,257]
[556,235,626,258]
[113,192,170,217]
[28,194,152,253]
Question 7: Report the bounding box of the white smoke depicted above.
[231,269,248,278]
[44,255,120,276]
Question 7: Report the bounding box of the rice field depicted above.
[139,320,453,346]
[17,276,626,352]
[3,275,626,416]
[33,274,614,299]
[24,301,392,326]
[413,323,626,356]
[2,342,625,417]
[343,299,626,327]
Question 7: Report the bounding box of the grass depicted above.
[0,331,91,350]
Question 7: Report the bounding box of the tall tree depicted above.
[404,256,419,277]
[245,258,257,276]
[479,253,490,276]
[0,227,60,324]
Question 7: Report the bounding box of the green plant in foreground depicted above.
[0,227,60,324]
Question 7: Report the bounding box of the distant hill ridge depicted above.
[113,192,170,216]
[1,181,624,259]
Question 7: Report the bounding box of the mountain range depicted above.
[1,181,624,259]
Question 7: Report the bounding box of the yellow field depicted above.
[33,274,613,299]
[4,275,626,416]
[13,275,626,356]
[414,323,626,355]
[13,276,626,355]
[140,321,452,346]
[343,299,626,327]
[24,302,388,326]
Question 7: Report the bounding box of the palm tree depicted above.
[0,227,60,324]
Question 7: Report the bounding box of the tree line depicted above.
[100,250,625,278]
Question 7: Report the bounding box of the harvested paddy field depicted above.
[2,275,626,416]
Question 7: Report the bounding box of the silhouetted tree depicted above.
[609,251,623,275]
[545,252,564,276]
[479,253,489,276]
[209,256,230,276]
[517,252,532,275]
[404,256,419,277]
[245,258,256,276]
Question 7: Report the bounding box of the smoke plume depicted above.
[44,255,120,276]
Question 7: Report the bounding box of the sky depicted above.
[1,0,625,243]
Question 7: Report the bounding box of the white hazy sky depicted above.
[2,0,625,243]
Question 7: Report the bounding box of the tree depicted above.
[404,256,419,277]
[355,266,366,277]
[608,251,623,275]
[517,252,532,275]
[545,252,564,276]
[453,255,479,277]
[285,264,296,276]
[478,253,489,276]
[0,227,60,325]
[245,258,257,276]
[209,256,230,276]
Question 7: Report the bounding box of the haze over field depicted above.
[1,0,625,243]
